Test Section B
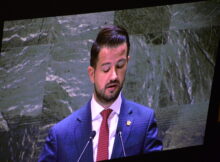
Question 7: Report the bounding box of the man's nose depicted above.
[110,68,118,81]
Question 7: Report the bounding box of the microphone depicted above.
[77,131,96,162]
[117,128,126,157]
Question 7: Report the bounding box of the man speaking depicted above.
[39,25,163,162]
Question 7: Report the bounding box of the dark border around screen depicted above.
[0,0,219,162]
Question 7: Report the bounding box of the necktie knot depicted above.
[101,109,112,120]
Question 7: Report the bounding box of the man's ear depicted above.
[88,66,95,84]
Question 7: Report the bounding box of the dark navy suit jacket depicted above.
[38,96,163,162]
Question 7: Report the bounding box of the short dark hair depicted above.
[90,25,130,68]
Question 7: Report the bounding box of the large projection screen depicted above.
[0,1,220,161]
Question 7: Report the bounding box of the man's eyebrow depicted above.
[101,62,111,66]
[117,58,126,63]
[101,58,127,66]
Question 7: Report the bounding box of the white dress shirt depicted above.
[91,92,122,162]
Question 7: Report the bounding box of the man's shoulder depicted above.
[122,98,157,126]
[123,97,155,115]
[51,101,90,131]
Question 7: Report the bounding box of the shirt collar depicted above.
[91,92,122,120]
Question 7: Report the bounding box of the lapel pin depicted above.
[126,120,132,126]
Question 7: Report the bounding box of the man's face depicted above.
[88,43,130,106]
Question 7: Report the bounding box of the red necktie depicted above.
[96,109,112,162]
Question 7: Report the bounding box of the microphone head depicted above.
[90,131,96,139]
[116,127,122,134]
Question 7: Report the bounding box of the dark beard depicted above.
[94,81,123,105]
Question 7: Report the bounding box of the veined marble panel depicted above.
[0,45,50,119]
[0,1,219,161]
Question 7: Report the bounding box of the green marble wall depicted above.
[0,1,220,161]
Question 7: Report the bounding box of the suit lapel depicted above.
[74,100,93,162]
[111,96,134,159]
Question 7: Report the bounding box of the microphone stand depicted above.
[77,131,96,162]
[118,131,126,157]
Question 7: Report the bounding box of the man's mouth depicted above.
[106,83,119,92]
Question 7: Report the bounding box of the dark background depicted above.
[0,0,220,162]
